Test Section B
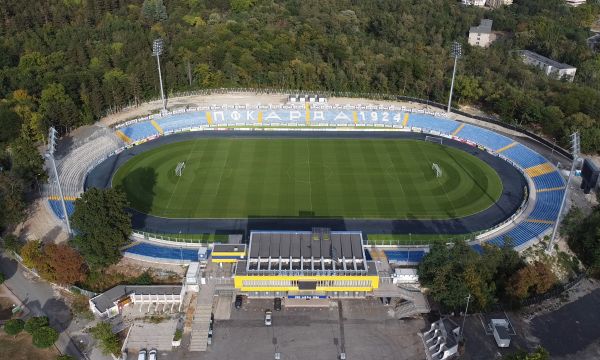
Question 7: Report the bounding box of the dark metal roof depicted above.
[248,231,364,260]
[90,285,183,313]
[213,244,246,253]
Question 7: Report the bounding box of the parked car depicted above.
[207,332,213,345]
[274,297,282,311]
[235,295,243,309]
[148,349,157,360]
[137,349,147,360]
[264,310,272,326]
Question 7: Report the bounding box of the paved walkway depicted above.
[0,253,95,359]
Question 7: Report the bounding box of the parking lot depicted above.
[197,297,425,360]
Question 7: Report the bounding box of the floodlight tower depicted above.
[47,127,72,235]
[152,38,167,112]
[447,41,462,113]
[546,132,580,253]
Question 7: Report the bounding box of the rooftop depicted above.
[91,285,183,313]
[248,230,364,260]
[470,19,493,34]
[213,244,246,253]
[517,50,576,70]
[242,230,371,275]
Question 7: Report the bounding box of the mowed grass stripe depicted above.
[112,138,503,219]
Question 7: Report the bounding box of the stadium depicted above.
[45,92,568,298]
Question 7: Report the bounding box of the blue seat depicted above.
[121,122,159,142]
[486,222,552,248]
[156,112,206,132]
[407,114,460,134]
[501,144,547,168]
[456,124,513,150]
[124,242,208,261]
[48,199,76,220]
[528,190,564,221]
[384,250,426,263]
[533,172,564,190]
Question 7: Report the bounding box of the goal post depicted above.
[425,136,443,145]
[432,163,442,178]
[175,161,186,177]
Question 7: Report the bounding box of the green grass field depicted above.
[112,138,502,219]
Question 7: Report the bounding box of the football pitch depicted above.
[112,138,503,219]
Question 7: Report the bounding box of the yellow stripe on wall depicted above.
[116,130,132,143]
[206,112,213,125]
[402,113,410,127]
[258,111,263,124]
[353,111,358,125]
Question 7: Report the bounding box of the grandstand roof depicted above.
[241,230,370,276]
[248,230,364,260]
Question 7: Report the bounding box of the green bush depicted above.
[173,329,183,341]
[3,319,25,335]
[0,271,5,284]
[56,355,75,360]
[24,316,49,334]
[89,322,121,355]
[32,326,59,348]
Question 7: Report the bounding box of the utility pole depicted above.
[47,127,72,235]
[547,132,580,253]
[152,38,167,112]
[459,293,471,343]
[447,41,462,113]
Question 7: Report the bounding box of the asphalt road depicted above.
[0,253,86,359]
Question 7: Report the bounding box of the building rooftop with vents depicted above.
[240,229,374,276]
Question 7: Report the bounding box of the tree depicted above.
[32,326,59,348]
[0,271,4,284]
[418,241,492,310]
[503,347,550,360]
[141,0,168,22]
[3,319,25,336]
[230,0,256,12]
[9,135,46,187]
[507,262,558,300]
[20,240,43,269]
[24,316,49,334]
[71,188,131,269]
[0,173,26,230]
[43,243,87,285]
[38,83,79,134]
[90,322,121,355]
[563,205,600,277]
[1,234,23,254]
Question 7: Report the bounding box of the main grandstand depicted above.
[44,94,568,257]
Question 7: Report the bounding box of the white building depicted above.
[565,0,587,7]
[468,19,496,48]
[517,50,577,82]
[486,0,513,8]
[89,285,185,318]
[462,0,486,6]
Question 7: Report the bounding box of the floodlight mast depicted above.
[153,38,167,112]
[447,41,462,113]
[47,127,72,235]
[546,132,579,253]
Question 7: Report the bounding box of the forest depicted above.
[0,0,599,231]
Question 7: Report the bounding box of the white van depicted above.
[137,349,147,360]
[149,349,157,360]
